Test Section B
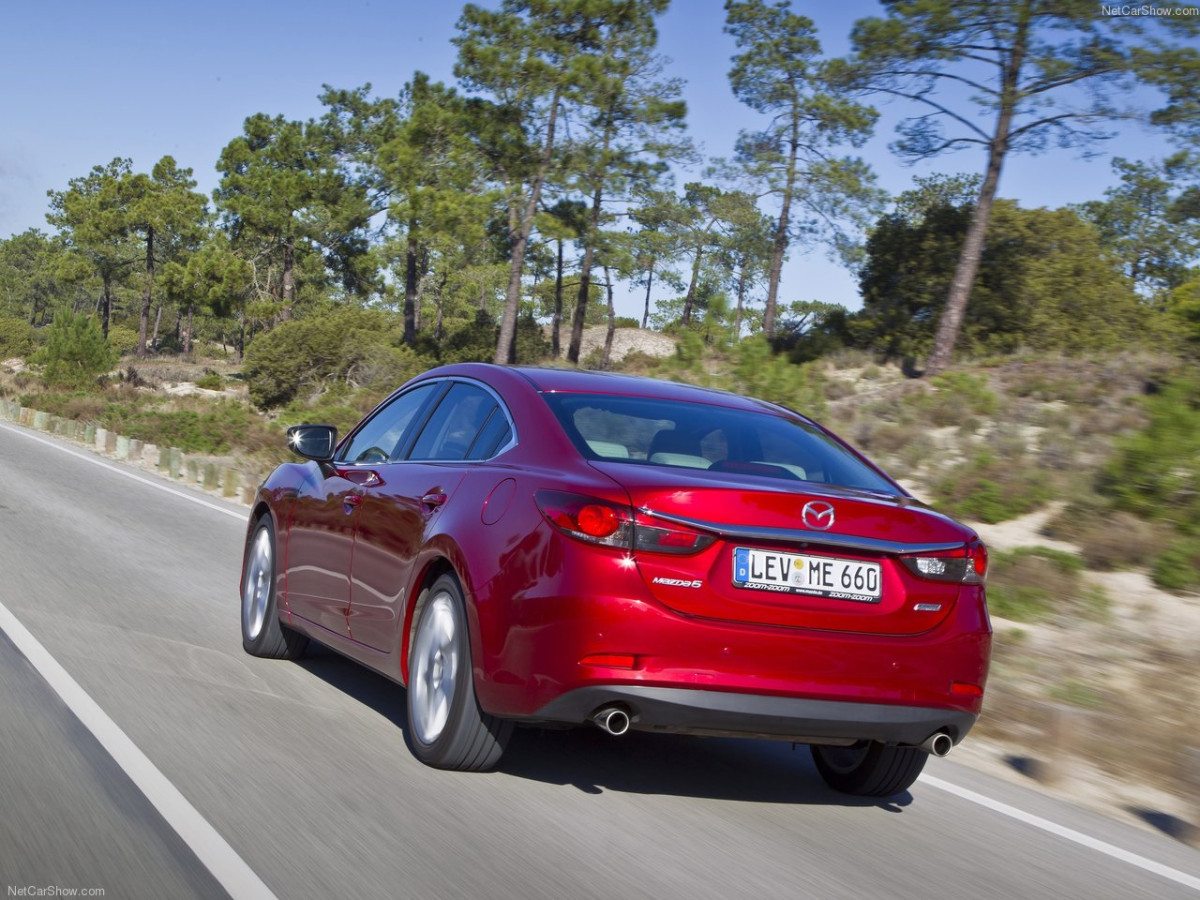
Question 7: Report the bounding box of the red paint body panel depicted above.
[247,362,992,748]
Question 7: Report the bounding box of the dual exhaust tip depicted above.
[590,705,954,758]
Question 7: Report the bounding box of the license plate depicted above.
[733,547,882,603]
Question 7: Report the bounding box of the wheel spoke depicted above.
[412,592,460,745]
[242,528,271,641]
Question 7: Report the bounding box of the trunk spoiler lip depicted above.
[638,508,966,557]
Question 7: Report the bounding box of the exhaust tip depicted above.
[920,732,954,757]
[591,706,631,736]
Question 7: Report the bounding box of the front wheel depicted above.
[406,574,511,771]
[241,517,308,659]
[811,741,928,797]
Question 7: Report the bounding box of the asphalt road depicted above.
[1,419,1198,900]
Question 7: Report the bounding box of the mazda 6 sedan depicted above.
[241,363,991,796]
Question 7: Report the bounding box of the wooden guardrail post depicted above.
[1029,702,1082,787]
[1183,747,1200,849]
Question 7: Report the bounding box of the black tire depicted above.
[241,516,309,659]
[811,741,928,797]
[405,574,511,771]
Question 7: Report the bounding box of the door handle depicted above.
[342,469,382,487]
[421,491,448,511]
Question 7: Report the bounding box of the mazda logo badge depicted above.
[802,500,835,531]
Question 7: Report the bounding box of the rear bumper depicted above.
[471,534,991,734]
[530,685,978,746]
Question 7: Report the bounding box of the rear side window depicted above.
[408,383,503,461]
[469,411,513,459]
[543,393,897,494]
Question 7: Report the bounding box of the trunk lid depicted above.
[595,463,975,636]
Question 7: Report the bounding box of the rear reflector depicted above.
[579,653,639,669]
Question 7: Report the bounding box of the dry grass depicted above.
[978,632,1200,792]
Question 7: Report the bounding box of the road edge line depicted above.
[921,773,1200,892]
[0,599,278,900]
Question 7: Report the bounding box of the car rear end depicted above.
[501,383,991,752]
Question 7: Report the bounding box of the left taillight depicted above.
[901,539,988,584]
[535,491,715,555]
[536,491,633,548]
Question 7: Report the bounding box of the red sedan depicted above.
[241,363,991,796]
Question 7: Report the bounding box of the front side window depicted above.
[339,383,439,464]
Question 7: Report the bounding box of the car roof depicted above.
[428,363,795,416]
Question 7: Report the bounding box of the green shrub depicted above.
[1166,278,1200,353]
[903,371,999,427]
[514,313,550,364]
[0,317,34,358]
[731,337,827,419]
[17,390,108,421]
[986,546,1088,622]
[195,372,224,391]
[1151,538,1200,592]
[674,332,705,365]
[1101,376,1200,535]
[34,312,117,390]
[861,422,923,455]
[105,401,276,455]
[986,583,1054,622]
[243,306,424,409]
[933,449,1054,523]
[438,310,497,365]
[1000,545,1085,574]
[1047,677,1108,709]
[107,325,140,356]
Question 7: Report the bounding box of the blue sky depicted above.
[0,1,1183,319]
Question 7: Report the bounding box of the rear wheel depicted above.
[241,517,308,659]
[406,574,511,771]
[811,741,927,797]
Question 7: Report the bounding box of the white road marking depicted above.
[0,420,246,520]
[0,600,278,900]
[921,774,1200,892]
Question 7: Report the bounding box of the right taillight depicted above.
[901,539,988,584]
[535,491,715,555]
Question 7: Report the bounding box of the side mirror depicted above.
[287,424,338,462]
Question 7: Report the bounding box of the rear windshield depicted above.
[542,393,899,494]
